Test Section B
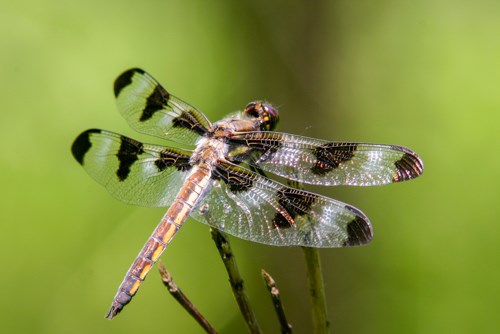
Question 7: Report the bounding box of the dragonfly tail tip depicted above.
[105,305,120,319]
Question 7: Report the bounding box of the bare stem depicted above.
[287,179,330,333]
[261,270,293,334]
[158,261,217,334]
[302,247,330,334]
[210,228,263,334]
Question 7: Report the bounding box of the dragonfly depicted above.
[71,68,424,319]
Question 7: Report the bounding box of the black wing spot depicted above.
[212,164,255,194]
[172,110,208,136]
[393,152,424,182]
[273,214,293,229]
[154,149,192,172]
[114,68,144,97]
[116,136,144,181]
[228,135,283,164]
[311,142,358,176]
[273,187,318,229]
[344,206,373,246]
[71,129,101,165]
[140,84,170,122]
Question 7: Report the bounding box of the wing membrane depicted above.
[228,131,424,186]
[114,68,211,145]
[190,161,372,247]
[71,129,193,207]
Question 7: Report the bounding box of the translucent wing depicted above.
[228,131,424,186]
[191,161,372,247]
[114,68,212,145]
[71,129,193,207]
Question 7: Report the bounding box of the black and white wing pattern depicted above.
[191,161,372,248]
[114,68,212,145]
[227,132,424,186]
[71,129,193,208]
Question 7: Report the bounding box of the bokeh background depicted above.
[1,0,499,333]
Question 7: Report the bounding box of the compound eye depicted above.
[243,101,279,131]
[261,103,279,131]
[243,102,261,118]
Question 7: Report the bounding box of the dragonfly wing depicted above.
[71,129,193,207]
[114,68,212,145]
[228,131,424,186]
[190,161,372,247]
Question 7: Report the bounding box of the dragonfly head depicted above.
[243,101,279,131]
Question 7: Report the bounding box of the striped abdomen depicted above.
[105,167,212,318]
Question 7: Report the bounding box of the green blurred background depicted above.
[1,0,498,333]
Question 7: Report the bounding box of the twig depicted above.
[261,270,293,334]
[302,247,330,334]
[158,261,218,334]
[287,179,330,333]
[210,228,263,334]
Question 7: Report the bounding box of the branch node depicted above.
[261,270,293,334]
[158,261,218,334]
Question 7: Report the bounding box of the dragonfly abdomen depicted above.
[106,167,213,319]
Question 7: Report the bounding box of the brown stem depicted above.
[158,261,217,334]
[210,228,263,334]
[261,270,293,334]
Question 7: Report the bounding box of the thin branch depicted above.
[287,179,330,333]
[158,261,218,334]
[261,270,293,334]
[210,228,263,334]
[302,247,330,334]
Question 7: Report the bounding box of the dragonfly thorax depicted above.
[208,101,279,137]
[190,136,227,168]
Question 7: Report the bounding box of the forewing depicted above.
[114,68,211,145]
[228,132,424,186]
[190,161,372,247]
[71,129,193,207]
